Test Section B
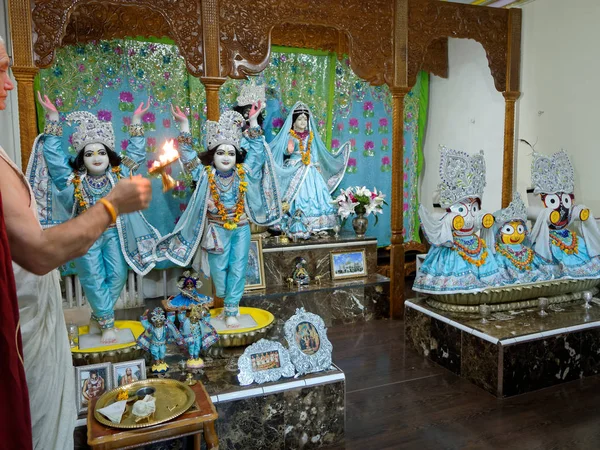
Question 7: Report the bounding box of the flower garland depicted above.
[73,166,121,212]
[550,230,579,255]
[452,236,487,267]
[206,164,247,230]
[495,244,534,271]
[290,129,314,166]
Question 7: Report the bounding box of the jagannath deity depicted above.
[177,305,218,370]
[156,105,282,328]
[528,150,600,279]
[29,94,160,343]
[269,102,350,237]
[414,147,501,294]
[138,307,184,374]
[482,192,558,285]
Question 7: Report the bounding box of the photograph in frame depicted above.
[244,237,266,291]
[75,362,112,415]
[284,307,333,375]
[112,359,146,387]
[238,339,295,386]
[330,249,367,280]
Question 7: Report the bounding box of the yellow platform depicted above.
[209,307,275,347]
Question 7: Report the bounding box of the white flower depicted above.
[355,186,371,198]
[337,200,358,219]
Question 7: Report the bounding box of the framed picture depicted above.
[237,339,295,386]
[284,307,333,375]
[74,362,113,415]
[330,249,368,280]
[244,237,266,291]
[112,359,146,387]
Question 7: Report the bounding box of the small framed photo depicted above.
[244,237,266,291]
[284,307,333,375]
[112,359,146,387]
[74,362,112,415]
[238,339,295,386]
[330,249,368,280]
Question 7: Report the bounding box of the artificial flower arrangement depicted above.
[332,186,387,225]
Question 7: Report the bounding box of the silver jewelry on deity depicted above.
[85,174,111,196]
[236,81,266,107]
[494,192,528,225]
[66,111,115,152]
[438,146,486,208]
[531,149,575,195]
[237,339,295,386]
[204,110,244,151]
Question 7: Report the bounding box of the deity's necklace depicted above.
[215,170,235,192]
[85,174,111,196]
[73,166,121,212]
[206,164,248,230]
[290,129,314,166]
[495,243,534,271]
[550,229,579,255]
[452,235,487,267]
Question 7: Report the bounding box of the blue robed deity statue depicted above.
[528,150,600,279]
[177,305,218,370]
[269,102,350,237]
[27,96,161,344]
[414,147,502,294]
[138,307,184,374]
[155,102,282,329]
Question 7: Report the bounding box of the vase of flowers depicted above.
[332,186,386,238]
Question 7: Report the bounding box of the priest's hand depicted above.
[36,91,59,122]
[105,175,152,214]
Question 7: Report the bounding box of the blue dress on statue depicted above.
[548,229,600,279]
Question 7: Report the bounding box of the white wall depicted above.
[517,0,600,211]
[421,38,505,213]
[0,2,21,167]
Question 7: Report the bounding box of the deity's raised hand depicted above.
[170,105,190,133]
[36,91,59,122]
[248,100,264,129]
[132,99,151,124]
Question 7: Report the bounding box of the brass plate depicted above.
[94,379,195,429]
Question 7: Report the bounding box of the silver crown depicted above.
[66,111,115,152]
[150,307,166,323]
[438,146,486,208]
[494,192,527,226]
[204,110,244,151]
[236,81,266,107]
[293,102,310,116]
[531,149,574,194]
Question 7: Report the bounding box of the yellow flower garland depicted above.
[206,164,247,230]
[290,130,314,166]
[452,236,488,267]
[73,166,121,212]
[550,230,579,255]
[495,243,534,271]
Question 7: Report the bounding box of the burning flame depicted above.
[152,139,179,168]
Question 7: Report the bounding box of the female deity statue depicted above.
[482,192,558,285]
[177,305,218,370]
[31,93,161,343]
[414,147,501,294]
[528,150,600,279]
[269,102,350,237]
[137,307,184,373]
[156,104,282,328]
[165,270,213,311]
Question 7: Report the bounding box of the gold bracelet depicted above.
[99,198,118,224]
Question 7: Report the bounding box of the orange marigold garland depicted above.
[206,164,247,230]
[452,236,488,267]
[290,130,314,166]
[495,244,534,271]
[73,166,121,212]
[550,230,578,255]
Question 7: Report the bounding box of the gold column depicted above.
[8,0,39,169]
[201,77,226,121]
[501,91,520,208]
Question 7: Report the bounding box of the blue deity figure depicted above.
[528,150,600,279]
[165,270,213,311]
[156,105,282,328]
[29,94,160,343]
[269,102,350,233]
[286,209,312,240]
[414,147,501,294]
[177,305,218,370]
[137,307,184,373]
[482,192,558,285]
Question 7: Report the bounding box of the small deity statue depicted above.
[291,256,310,286]
[414,147,501,294]
[528,150,600,279]
[137,308,184,374]
[156,104,282,329]
[177,305,219,370]
[165,271,213,311]
[270,102,350,233]
[286,209,312,240]
[31,93,160,344]
[482,192,558,285]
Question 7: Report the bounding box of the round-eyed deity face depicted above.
[213,144,237,172]
[500,220,526,245]
[83,143,110,175]
[293,113,308,133]
[449,197,480,236]
[541,192,573,230]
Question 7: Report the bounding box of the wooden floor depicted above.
[326,319,600,450]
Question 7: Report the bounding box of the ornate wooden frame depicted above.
[8,0,521,318]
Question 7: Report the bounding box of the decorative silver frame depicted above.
[111,359,147,387]
[74,362,113,415]
[237,339,295,386]
[284,308,333,375]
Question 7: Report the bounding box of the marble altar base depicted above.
[405,297,600,397]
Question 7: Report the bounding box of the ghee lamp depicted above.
[149,139,180,192]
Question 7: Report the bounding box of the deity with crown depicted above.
[528,150,600,279]
[177,305,218,370]
[28,93,161,344]
[414,147,501,294]
[164,270,214,311]
[156,103,282,328]
[137,307,185,374]
[482,192,558,285]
